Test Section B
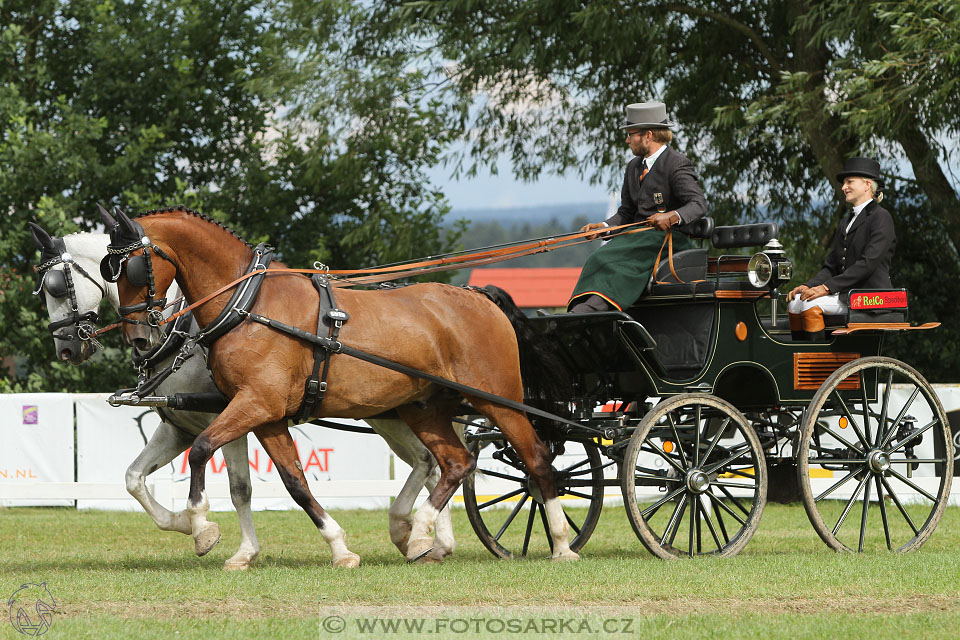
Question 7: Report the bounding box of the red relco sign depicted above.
[849,291,908,310]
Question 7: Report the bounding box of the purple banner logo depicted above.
[22,406,38,425]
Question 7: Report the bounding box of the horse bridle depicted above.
[101,232,178,329]
[33,238,107,349]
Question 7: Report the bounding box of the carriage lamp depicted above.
[747,240,792,289]
[747,239,793,327]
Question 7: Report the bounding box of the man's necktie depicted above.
[639,159,649,184]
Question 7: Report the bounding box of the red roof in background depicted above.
[467,268,582,308]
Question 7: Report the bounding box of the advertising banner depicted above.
[0,393,74,506]
[74,394,392,511]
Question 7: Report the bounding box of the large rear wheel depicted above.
[798,356,953,552]
[620,394,767,558]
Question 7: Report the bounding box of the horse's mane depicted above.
[133,206,255,251]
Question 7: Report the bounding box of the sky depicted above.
[428,160,614,212]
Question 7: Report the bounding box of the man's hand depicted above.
[649,211,679,231]
[787,284,809,300]
[580,221,608,240]
[800,284,830,301]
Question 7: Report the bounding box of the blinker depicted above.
[43,269,68,298]
[126,255,149,287]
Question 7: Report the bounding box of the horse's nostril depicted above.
[133,338,151,351]
[60,348,73,361]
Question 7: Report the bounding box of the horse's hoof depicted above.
[405,538,434,563]
[223,552,257,571]
[333,553,361,569]
[193,522,221,557]
[425,547,448,562]
[551,550,580,562]
[415,553,443,565]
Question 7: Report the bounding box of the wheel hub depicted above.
[866,449,891,474]
[685,469,710,494]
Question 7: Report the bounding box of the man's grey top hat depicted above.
[836,156,884,190]
[621,102,675,130]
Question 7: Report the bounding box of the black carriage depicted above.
[462,220,953,559]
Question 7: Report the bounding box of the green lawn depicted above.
[1,503,959,639]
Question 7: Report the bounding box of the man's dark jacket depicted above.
[605,145,707,233]
[804,199,895,294]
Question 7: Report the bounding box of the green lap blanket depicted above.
[568,229,694,311]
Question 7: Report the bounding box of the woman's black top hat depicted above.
[836,157,884,190]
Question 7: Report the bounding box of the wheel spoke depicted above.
[565,489,596,500]
[814,467,861,502]
[711,480,756,490]
[478,488,525,509]
[886,468,939,503]
[701,417,732,467]
[706,491,747,526]
[663,494,688,546]
[816,419,866,456]
[875,475,892,551]
[858,474,872,552]
[833,389,870,451]
[711,491,731,543]
[694,405,702,465]
[688,491,696,557]
[879,475,920,535]
[639,442,686,475]
[716,484,752,517]
[668,412,689,468]
[880,386,921,449]
[886,418,939,454]
[520,500,537,556]
[703,443,752,476]
[888,458,947,464]
[565,510,582,536]
[876,370,894,447]
[860,370,872,445]
[538,503,554,553]
[494,492,529,541]
[831,472,870,536]
[640,484,688,518]
[633,472,684,483]
[809,458,868,465]
[698,497,723,551]
[478,469,527,484]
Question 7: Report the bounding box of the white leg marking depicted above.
[406,503,440,562]
[186,491,221,557]
[320,513,360,568]
[544,498,579,561]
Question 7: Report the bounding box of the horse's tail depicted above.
[480,285,573,430]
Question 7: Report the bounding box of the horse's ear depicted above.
[28,221,55,251]
[97,203,117,229]
[115,206,138,235]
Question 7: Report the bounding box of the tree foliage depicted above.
[0,0,461,392]
[367,0,959,379]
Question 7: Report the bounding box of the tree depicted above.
[0,0,461,392]
[365,0,959,378]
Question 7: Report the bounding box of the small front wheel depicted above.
[620,394,767,558]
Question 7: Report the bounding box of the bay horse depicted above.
[29,222,458,566]
[104,206,577,565]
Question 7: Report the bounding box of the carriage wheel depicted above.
[620,394,767,558]
[798,356,953,552]
[463,437,606,559]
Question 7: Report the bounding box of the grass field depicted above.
[1,503,959,639]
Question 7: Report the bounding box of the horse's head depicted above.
[100,207,179,352]
[29,222,114,364]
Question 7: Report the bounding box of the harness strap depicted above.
[295,276,347,423]
[245,312,604,436]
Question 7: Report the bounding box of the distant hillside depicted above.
[446,201,611,227]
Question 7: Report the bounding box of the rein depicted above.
[92,220,656,339]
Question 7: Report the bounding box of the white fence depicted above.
[2,387,960,510]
